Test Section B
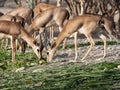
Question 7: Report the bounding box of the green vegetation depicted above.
[0,48,40,71]
[0,61,120,90]
[0,41,120,90]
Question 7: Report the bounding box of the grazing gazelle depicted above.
[33,3,57,39]
[0,15,26,52]
[46,14,118,62]
[0,15,25,26]
[0,21,41,62]
[33,3,56,18]
[29,7,69,34]
[6,6,33,25]
[28,7,70,59]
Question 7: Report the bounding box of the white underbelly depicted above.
[78,27,84,34]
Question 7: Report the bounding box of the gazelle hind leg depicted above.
[1,39,4,48]
[98,34,107,58]
[82,34,95,60]
[11,37,16,62]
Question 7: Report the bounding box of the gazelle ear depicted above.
[46,42,56,50]
[50,39,56,48]
[98,20,104,25]
[11,16,16,22]
[46,39,55,49]
[51,42,56,49]
[33,40,39,46]
[46,41,51,49]
[50,39,55,45]
[19,18,25,27]
[33,40,37,45]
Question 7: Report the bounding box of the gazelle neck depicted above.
[28,24,35,35]
[20,28,34,46]
[52,28,68,50]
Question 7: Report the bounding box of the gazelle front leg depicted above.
[50,26,54,40]
[81,34,95,60]
[11,36,16,62]
[62,38,67,49]
[69,32,78,62]
[74,32,78,61]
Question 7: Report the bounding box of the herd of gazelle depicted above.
[0,3,119,62]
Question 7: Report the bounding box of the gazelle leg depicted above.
[11,37,16,62]
[50,26,54,40]
[16,39,18,52]
[98,34,107,58]
[51,26,54,40]
[39,33,44,59]
[69,32,78,62]
[62,38,67,49]
[59,26,62,32]
[19,39,27,53]
[82,34,95,60]
[50,26,52,40]
[5,38,9,49]
[74,32,78,61]
[1,39,4,48]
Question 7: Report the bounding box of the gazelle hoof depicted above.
[102,55,106,59]
[81,58,85,61]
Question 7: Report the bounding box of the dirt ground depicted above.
[53,38,120,64]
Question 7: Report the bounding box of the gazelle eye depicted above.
[46,52,49,55]
[37,49,40,52]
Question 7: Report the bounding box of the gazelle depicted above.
[6,6,33,25]
[0,15,25,25]
[33,3,57,39]
[5,6,33,52]
[28,7,70,59]
[0,15,26,52]
[29,7,69,34]
[0,21,41,62]
[33,3,56,18]
[46,14,118,62]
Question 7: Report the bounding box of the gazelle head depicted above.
[46,39,56,62]
[32,40,44,59]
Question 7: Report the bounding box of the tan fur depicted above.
[0,15,15,21]
[0,21,41,62]
[29,7,69,34]
[46,14,118,62]
[6,6,33,25]
[29,7,69,59]
[33,3,58,41]
[0,15,25,51]
[33,3,56,18]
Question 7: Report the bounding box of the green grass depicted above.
[0,48,40,71]
[0,61,120,90]
[0,41,120,90]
